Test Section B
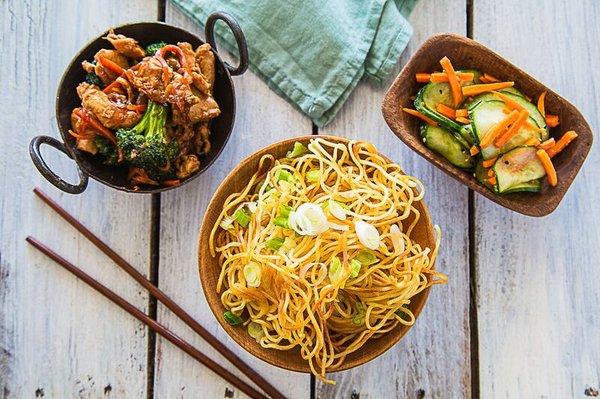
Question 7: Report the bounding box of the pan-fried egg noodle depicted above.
[210,137,447,383]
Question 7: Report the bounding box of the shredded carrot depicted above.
[482,157,498,168]
[537,91,547,116]
[455,109,468,118]
[523,137,541,147]
[480,110,520,148]
[538,138,556,150]
[482,73,500,83]
[487,176,497,185]
[98,56,125,76]
[546,130,578,158]
[402,108,438,126]
[494,109,530,148]
[415,73,431,83]
[436,103,456,119]
[455,116,471,124]
[462,81,515,97]
[430,72,475,83]
[536,149,558,186]
[439,57,463,106]
[492,91,525,111]
[487,169,495,177]
[470,146,480,156]
[546,114,560,128]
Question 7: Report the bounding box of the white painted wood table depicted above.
[1,1,598,398]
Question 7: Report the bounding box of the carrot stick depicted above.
[415,73,431,83]
[98,56,125,76]
[482,157,497,168]
[430,72,475,83]
[546,114,560,128]
[494,109,530,148]
[462,81,515,97]
[482,73,500,83]
[537,91,547,116]
[487,176,497,185]
[470,146,480,156]
[455,109,468,118]
[439,57,463,106]
[402,108,438,126]
[546,130,578,158]
[536,149,558,186]
[538,138,556,151]
[479,110,520,148]
[487,169,495,177]
[523,137,541,147]
[436,103,456,119]
[74,108,116,144]
[492,91,525,111]
[455,116,471,124]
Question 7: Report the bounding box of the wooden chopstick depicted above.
[32,188,286,399]
[26,236,267,399]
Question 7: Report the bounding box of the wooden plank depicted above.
[473,1,600,397]
[0,1,157,397]
[154,5,313,398]
[317,1,471,397]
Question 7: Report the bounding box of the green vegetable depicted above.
[279,204,292,217]
[421,124,474,169]
[85,72,103,87]
[243,262,262,287]
[286,142,309,158]
[93,136,118,165]
[349,259,361,278]
[352,302,365,325]
[493,146,545,194]
[329,256,344,283]
[223,311,243,326]
[273,204,292,228]
[233,208,251,228]
[395,308,409,321]
[354,250,378,266]
[247,322,265,341]
[266,237,285,250]
[306,170,320,182]
[116,100,179,180]
[275,169,294,182]
[145,41,167,56]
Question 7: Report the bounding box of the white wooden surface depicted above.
[473,1,600,397]
[0,1,157,398]
[1,0,599,398]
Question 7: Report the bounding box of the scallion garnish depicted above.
[275,169,294,182]
[354,250,378,266]
[233,208,251,227]
[306,170,320,182]
[352,302,365,325]
[266,237,285,250]
[349,259,362,278]
[243,262,262,287]
[223,311,243,326]
[286,142,309,158]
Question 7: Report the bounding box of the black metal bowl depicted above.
[29,13,248,194]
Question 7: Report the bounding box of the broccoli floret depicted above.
[145,42,167,56]
[116,100,179,180]
[85,72,102,87]
[93,136,118,165]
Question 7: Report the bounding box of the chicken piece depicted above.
[176,154,200,179]
[125,57,169,103]
[178,42,210,94]
[93,49,129,85]
[188,91,220,122]
[194,122,211,155]
[77,82,141,129]
[76,139,98,155]
[195,43,216,93]
[81,60,96,74]
[105,29,146,59]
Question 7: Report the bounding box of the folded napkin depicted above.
[172,0,416,126]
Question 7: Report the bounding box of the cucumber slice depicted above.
[474,159,493,189]
[421,125,474,169]
[493,146,546,193]
[469,100,543,159]
[458,69,482,85]
[502,179,542,194]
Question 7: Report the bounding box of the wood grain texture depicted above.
[153,5,312,399]
[473,0,600,397]
[0,1,156,397]
[317,0,471,397]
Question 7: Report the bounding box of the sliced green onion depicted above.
[355,220,380,250]
[266,237,285,250]
[329,256,344,283]
[223,311,243,326]
[274,216,290,229]
[286,142,309,158]
[247,321,265,341]
[306,170,320,182]
[233,208,251,228]
[354,250,378,266]
[352,302,365,325]
[328,199,346,221]
[279,204,292,217]
[219,217,234,230]
[349,259,362,278]
[243,262,262,287]
[275,169,294,182]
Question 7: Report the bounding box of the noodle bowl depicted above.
[200,136,446,383]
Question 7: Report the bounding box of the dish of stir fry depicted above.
[70,30,221,188]
[402,56,578,194]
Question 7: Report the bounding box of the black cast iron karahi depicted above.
[29,13,249,194]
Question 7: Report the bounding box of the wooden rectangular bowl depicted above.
[382,33,593,217]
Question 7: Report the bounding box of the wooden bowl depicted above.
[198,135,436,373]
[382,33,593,217]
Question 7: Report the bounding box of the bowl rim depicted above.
[197,134,436,373]
[382,33,594,217]
[53,21,237,194]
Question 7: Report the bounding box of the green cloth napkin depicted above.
[171,0,417,127]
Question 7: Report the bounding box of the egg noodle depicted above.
[209,138,447,383]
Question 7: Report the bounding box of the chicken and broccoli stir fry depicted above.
[70,30,220,188]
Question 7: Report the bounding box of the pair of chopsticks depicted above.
[27,188,285,399]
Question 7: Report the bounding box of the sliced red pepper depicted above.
[74,108,116,144]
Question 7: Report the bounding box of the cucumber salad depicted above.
[403,56,578,194]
